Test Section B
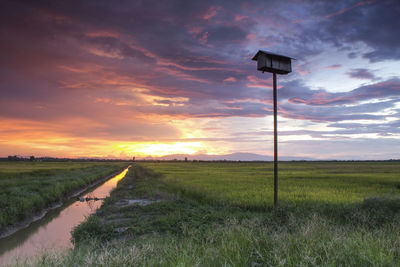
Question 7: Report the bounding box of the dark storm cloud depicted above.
[2,0,398,100]
[314,0,400,62]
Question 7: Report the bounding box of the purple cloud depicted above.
[347,68,376,80]
[316,0,400,62]
[287,79,400,106]
[0,0,399,159]
[326,64,342,69]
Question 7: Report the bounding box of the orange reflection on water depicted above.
[91,166,129,199]
[0,166,130,266]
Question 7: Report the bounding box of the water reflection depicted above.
[0,167,129,265]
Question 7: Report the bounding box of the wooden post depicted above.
[273,72,278,209]
[252,50,293,209]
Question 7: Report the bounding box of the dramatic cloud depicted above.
[315,0,400,62]
[287,79,400,107]
[0,0,399,159]
[347,68,376,80]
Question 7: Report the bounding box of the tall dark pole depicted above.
[252,50,293,209]
[273,72,278,209]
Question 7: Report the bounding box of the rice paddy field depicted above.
[142,161,400,206]
[0,161,129,231]
[12,161,400,266]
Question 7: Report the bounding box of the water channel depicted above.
[0,166,130,266]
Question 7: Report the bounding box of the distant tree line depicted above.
[3,155,35,161]
[0,156,132,162]
[1,155,398,163]
[134,159,400,163]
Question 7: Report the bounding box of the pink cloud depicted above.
[187,26,203,35]
[374,80,400,90]
[216,106,242,110]
[222,98,272,105]
[296,69,309,75]
[85,31,119,38]
[246,33,257,41]
[155,66,211,84]
[234,15,248,21]
[203,6,219,20]
[246,75,283,89]
[223,77,237,82]
[199,31,209,45]
[288,93,351,106]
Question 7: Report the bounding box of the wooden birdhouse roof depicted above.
[252,50,295,61]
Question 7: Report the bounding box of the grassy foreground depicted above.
[0,161,129,230]
[28,161,400,266]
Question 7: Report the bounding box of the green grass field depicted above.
[20,161,400,266]
[142,161,400,206]
[0,161,129,230]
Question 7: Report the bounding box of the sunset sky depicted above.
[1,0,399,160]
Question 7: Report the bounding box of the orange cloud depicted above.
[0,117,208,158]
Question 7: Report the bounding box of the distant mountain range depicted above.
[137,152,315,161]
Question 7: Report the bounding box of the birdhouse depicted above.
[252,50,293,75]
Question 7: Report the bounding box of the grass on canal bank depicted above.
[0,162,129,231]
[27,161,400,266]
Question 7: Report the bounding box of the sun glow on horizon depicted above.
[115,142,206,157]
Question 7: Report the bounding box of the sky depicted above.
[0,0,399,160]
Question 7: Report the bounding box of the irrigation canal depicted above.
[0,166,130,265]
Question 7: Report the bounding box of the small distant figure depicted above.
[132,156,135,162]
[185,157,188,162]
